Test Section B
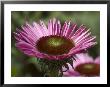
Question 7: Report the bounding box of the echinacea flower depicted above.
[14,18,97,60]
[63,53,100,77]
[14,18,97,76]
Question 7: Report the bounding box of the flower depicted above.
[63,53,100,77]
[14,18,97,60]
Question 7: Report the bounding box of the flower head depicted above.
[14,18,97,60]
[63,53,100,77]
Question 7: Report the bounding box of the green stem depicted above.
[46,69,59,77]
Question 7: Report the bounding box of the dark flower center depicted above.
[36,35,74,55]
[75,63,100,76]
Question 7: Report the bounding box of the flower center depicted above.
[36,35,74,55]
[75,63,100,76]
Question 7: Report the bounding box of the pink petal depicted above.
[63,21,71,36]
[73,24,86,36]
[39,20,49,36]
[66,23,77,38]
[63,71,80,77]
[75,36,96,46]
[16,42,36,56]
[52,18,56,35]
[23,23,38,39]
[33,22,46,36]
[20,32,36,45]
[61,21,67,36]
[74,29,91,43]
[71,25,86,39]
[94,57,100,64]
[76,53,94,62]
[32,22,44,38]
[63,64,80,77]
[48,19,53,35]
[56,20,61,35]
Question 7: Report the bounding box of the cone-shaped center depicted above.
[36,35,74,55]
[75,63,100,76]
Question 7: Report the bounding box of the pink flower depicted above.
[63,53,100,77]
[14,18,97,60]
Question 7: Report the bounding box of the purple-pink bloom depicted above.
[14,18,97,60]
[63,53,100,77]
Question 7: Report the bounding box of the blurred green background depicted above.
[11,11,100,77]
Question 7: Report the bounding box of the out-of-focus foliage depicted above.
[11,11,100,77]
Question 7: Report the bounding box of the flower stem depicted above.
[46,69,59,77]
